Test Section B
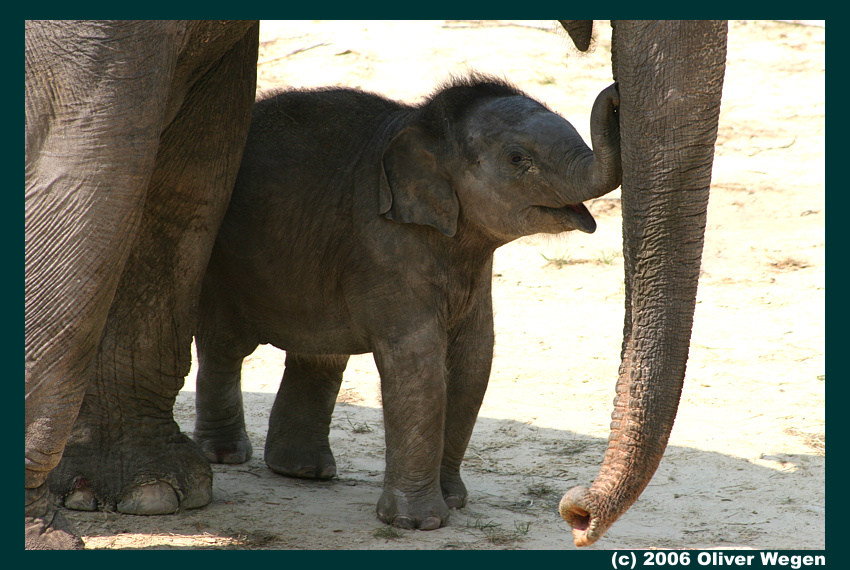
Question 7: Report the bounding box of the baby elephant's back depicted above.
[213,87,409,303]
[243,87,406,185]
[221,87,408,255]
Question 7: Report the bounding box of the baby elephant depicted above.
[194,74,621,530]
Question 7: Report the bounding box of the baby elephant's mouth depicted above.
[533,202,597,234]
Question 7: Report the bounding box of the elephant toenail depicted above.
[116,482,179,515]
[64,486,97,511]
[444,495,465,509]
[392,515,416,529]
[419,516,442,530]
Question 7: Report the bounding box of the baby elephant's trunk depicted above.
[571,83,622,202]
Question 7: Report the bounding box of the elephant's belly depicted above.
[258,308,371,356]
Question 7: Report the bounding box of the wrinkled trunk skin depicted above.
[557,82,622,205]
[582,83,622,201]
[559,21,728,547]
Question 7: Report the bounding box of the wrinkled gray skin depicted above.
[25,21,259,549]
[555,20,728,547]
[193,76,622,531]
[25,19,727,550]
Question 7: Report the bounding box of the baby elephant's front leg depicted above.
[442,283,495,509]
[373,331,449,530]
[265,353,348,479]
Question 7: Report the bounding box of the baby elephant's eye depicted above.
[509,152,529,165]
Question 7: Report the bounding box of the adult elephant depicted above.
[555,20,728,547]
[25,21,260,549]
[24,20,727,549]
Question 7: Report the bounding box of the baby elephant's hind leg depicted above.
[265,353,348,479]
[194,343,256,465]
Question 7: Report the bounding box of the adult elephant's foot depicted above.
[49,427,212,515]
[377,485,449,530]
[264,432,337,479]
[194,426,253,465]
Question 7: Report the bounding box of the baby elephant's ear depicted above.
[379,123,459,237]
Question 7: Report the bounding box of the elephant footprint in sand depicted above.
[194,74,621,530]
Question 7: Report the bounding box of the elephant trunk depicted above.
[566,82,622,204]
[559,20,728,547]
[558,20,594,52]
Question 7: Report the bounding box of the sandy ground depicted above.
[66,20,825,550]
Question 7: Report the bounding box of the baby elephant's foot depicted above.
[193,428,253,464]
[440,471,469,509]
[377,486,449,530]
[264,436,337,479]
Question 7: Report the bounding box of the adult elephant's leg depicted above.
[25,21,187,548]
[264,353,349,479]
[49,24,260,516]
[440,268,494,508]
[559,20,728,546]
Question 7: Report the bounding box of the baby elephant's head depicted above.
[379,76,621,243]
